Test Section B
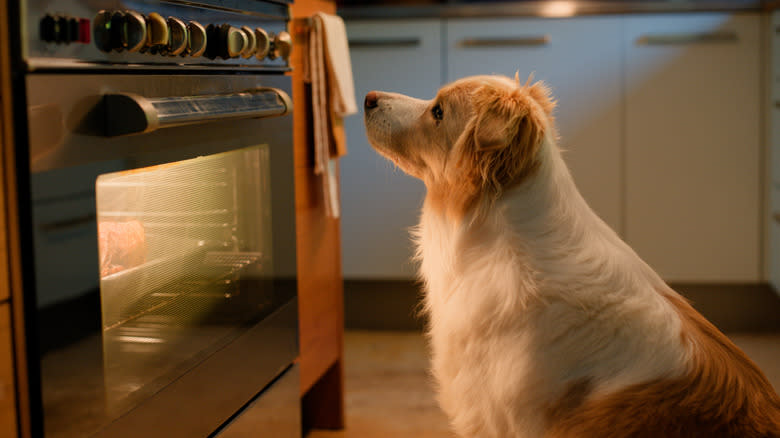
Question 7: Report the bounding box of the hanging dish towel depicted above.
[307,12,357,218]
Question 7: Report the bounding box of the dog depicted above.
[362,74,780,438]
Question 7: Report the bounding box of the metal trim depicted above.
[348,38,421,48]
[457,35,550,48]
[636,31,739,46]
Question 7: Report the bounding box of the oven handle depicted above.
[103,87,292,137]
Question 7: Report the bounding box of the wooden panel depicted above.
[0,0,27,435]
[0,110,6,306]
[289,0,345,430]
[0,302,18,438]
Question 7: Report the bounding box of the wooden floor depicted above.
[308,330,780,438]
[308,331,454,438]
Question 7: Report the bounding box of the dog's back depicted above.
[549,290,780,438]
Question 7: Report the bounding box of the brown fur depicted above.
[548,289,780,438]
[427,78,556,223]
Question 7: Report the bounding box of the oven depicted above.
[14,1,299,437]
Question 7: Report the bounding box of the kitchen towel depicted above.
[308,12,357,218]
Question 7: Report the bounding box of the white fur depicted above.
[415,132,689,437]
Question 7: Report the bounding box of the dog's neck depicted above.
[418,136,666,299]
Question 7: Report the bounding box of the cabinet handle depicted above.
[636,31,738,46]
[458,35,550,48]
[775,212,780,224]
[348,38,421,48]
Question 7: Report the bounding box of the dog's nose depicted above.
[364,91,379,109]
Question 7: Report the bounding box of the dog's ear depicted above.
[472,81,554,151]
[467,81,554,192]
[473,103,519,151]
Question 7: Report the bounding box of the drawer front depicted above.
[0,302,18,438]
[625,13,761,282]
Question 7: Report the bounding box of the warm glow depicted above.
[540,1,577,18]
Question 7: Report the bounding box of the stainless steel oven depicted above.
[13,1,299,437]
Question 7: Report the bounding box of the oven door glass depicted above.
[95,145,275,417]
[33,143,296,438]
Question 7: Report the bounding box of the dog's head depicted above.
[364,74,556,216]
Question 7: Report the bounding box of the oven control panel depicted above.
[26,0,292,71]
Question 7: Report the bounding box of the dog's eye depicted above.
[431,104,444,121]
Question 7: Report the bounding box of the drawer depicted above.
[0,302,18,438]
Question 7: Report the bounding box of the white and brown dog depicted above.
[363,74,780,438]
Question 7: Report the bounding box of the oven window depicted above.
[95,145,276,417]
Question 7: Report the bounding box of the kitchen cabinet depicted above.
[447,16,624,234]
[341,19,441,278]
[624,13,762,282]
[0,302,17,438]
[342,12,764,282]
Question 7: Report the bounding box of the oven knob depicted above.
[94,10,125,52]
[67,17,79,43]
[167,17,187,56]
[93,10,113,52]
[219,24,245,59]
[42,15,78,44]
[109,11,125,51]
[204,24,218,59]
[230,27,248,58]
[240,26,256,58]
[40,14,56,42]
[123,10,147,52]
[269,31,291,61]
[187,21,207,57]
[254,27,270,59]
[145,12,169,48]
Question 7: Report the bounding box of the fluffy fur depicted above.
[363,74,780,437]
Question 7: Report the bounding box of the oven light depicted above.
[116,335,165,344]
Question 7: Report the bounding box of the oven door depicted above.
[24,74,297,438]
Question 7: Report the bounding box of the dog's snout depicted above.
[364,91,379,109]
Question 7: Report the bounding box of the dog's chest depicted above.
[417,213,553,433]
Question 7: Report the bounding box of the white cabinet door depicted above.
[341,20,441,278]
[447,17,624,234]
[624,13,761,282]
